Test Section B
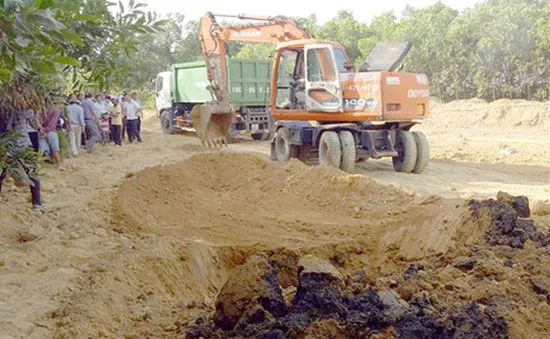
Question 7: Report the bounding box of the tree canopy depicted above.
[301,0,550,101]
[0,0,162,112]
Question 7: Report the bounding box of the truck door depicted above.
[304,44,343,112]
[155,72,171,117]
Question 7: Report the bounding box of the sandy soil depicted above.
[424,99,550,166]
[1,99,550,338]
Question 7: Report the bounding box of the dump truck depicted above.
[154,58,273,140]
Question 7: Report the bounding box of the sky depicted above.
[132,0,482,24]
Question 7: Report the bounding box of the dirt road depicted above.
[1,100,550,338]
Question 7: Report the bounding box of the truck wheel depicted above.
[160,111,174,134]
[319,131,341,169]
[274,128,297,162]
[338,130,356,172]
[412,131,429,173]
[392,130,417,173]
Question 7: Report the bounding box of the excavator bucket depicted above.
[190,103,233,148]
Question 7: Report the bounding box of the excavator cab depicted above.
[275,42,346,113]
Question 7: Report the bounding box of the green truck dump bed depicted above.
[172,58,271,106]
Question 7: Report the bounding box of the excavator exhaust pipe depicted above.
[190,103,233,148]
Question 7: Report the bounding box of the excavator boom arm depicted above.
[220,21,313,43]
[199,12,312,103]
[192,11,312,146]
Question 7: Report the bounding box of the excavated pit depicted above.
[67,152,549,339]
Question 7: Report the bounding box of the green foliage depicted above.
[292,14,319,36]
[108,13,186,91]
[0,0,163,114]
[173,20,203,63]
[57,130,69,159]
[391,3,459,100]
[235,43,276,60]
[316,10,371,64]
[109,15,202,106]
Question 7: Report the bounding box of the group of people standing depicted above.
[64,91,144,158]
[0,90,144,210]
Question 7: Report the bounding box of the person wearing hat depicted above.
[38,97,67,169]
[67,95,85,157]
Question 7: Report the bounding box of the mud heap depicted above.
[185,254,507,339]
[469,192,550,248]
[113,152,433,251]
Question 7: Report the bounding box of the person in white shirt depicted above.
[123,94,142,143]
[131,92,142,132]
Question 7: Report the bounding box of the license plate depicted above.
[251,124,259,130]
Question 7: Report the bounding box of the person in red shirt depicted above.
[38,97,67,169]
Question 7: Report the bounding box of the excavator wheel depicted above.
[338,130,356,173]
[392,130,417,173]
[318,131,341,169]
[274,127,297,162]
[412,131,429,173]
[190,104,233,148]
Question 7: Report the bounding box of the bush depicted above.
[57,130,69,159]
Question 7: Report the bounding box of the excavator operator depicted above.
[289,50,306,110]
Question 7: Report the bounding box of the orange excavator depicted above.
[194,12,430,173]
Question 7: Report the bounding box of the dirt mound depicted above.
[432,98,488,110]
[427,99,550,129]
[114,152,465,256]
[114,152,500,272]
